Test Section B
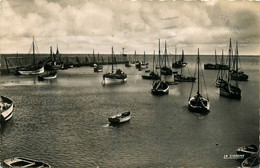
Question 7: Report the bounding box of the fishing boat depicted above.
[38,71,57,80]
[204,49,229,70]
[142,51,160,80]
[172,48,187,69]
[94,53,103,72]
[241,155,259,168]
[108,111,131,124]
[188,49,210,113]
[236,144,258,158]
[151,40,169,95]
[4,157,51,168]
[141,51,149,68]
[0,96,14,122]
[230,41,248,81]
[215,50,227,88]
[125,52,135,67]
[174,50,196,82]
[17,37,44,75]
[45,45,64,70]
[219,39,241,99]
[102,47,127,84]
[160,41,172,75]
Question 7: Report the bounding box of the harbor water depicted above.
[0,55,259,167]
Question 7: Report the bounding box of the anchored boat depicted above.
[188,49,210,113]
[108,111,131,124]
[160,41,172,75]
[0,96,14,122]
[4,157,51,168]
[236,144,258,158]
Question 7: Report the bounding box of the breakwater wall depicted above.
[1,53,129,73]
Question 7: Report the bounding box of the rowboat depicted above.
[108,111,131,124]
[4,157,51,168]
[0,96,14,122]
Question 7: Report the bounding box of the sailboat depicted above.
[160,41,172,75]
[17,37,44,75]
[151,40,169,95]
[204,49,229,70]
[172,48,187,69]
[219,39,241,99]
[188,49,210,113]
[125,51,135,67]
[230,41,248,81]
[142,51,160,80]
[94,53,103,72]
[0,96,14,122]
[174,50,196,82]
[45,45,64,70]
[215,50,227,87]
[102,47,127,84]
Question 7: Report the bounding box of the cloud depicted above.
[0,0,259,55]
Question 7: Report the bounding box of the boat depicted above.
[17,37,44,75]
[204,49,229,70]
[219,39,241,99]
[94,53,103,72]
[151,40,169,95]
[142,51,160,80]
[0,96,14,122]
[215,50,227,88]
[188,49,210,113]
[141,51,149,68]
[102,47,127,84]
[125,52,135,67]
[236,144,258,158]
[174,50,196,82]
[172,48,187,68]
[160,41,172,75]
[230,41,248,81]
[3,157,51,168]
[38,71,57,80]
[45,45,64,70]
[241,155,259,168]
[108,111,131,124]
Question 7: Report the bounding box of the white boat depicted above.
[17,37,44,75]
[108,111,131,124]
[38,71,57,80]
[4,157,51,168]
[236,144,258,157]
[102,47,127,84]
[0,96,14,122]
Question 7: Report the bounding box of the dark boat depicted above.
[16,37,44,75]
[142,51,160,80]
[125,52,135,67]
[230,41,248,81]
[160,41,172,75]
[204,49,229,70]
[241,155,259,168]
[45,45,64,70]
[102,47,127,84]
[151,40,169,95]
[172,48,187,69]
[4,157,51,168]
[219,39,241,99]
[0,96,14,122]
[108,111,131,124]
[188,49,210,113]
[215,50,227,88]
[236,144,258,158]
[174,50,196,82]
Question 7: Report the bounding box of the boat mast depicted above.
[159,39,161,79]
[50,46,53,62]
[215,49,217,65]
[181,50,184,75]
[112,47,114,73]
[221,49,223,79]
[197,48,200,95]
[144,51,146,64]
[235,41,239,87]
[228,38,232,70]
[33,36,36,65]
[175,48,177,62]
[164,41,167,67]
[135,50,136,62]
[153,50,155,72]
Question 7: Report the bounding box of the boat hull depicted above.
[188,96,210,113]
[108,111,131,124]
[174,74,196,82]
[219,84,241,99]
[4,157,51,168]
[1,96,14,122]
[18,66,44,75]
[151,81,169,95]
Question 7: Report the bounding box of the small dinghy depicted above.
[0,96,14,122]
[236,144,258,158]
[4,157,51,168]
[108,111,130,124]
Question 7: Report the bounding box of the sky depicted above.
[0,0,259,55]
